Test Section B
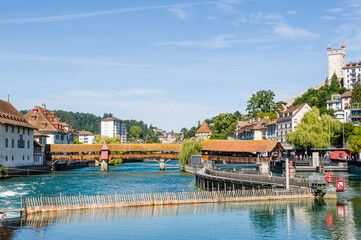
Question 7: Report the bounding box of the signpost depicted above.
[289,161,293,166]
[289,168,295,174]
[336,180,345,191]
[325,173,332,183]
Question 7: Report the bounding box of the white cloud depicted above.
[325,8,345,13]
[322,16,336,20]
[272,25,318,40]
[286,10,297,16]
[240,12,285,24]
[169,7,188,19]
[0,2,217,24]
[157,34,269,49]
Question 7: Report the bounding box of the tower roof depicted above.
[196,121,212,133]
[100,137,110,151]
[341,43,345,48]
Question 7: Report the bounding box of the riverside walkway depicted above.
[196,169,309,190]
[15,188,314,214]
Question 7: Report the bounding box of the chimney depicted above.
[41,102,46,109]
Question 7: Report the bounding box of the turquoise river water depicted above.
[1,160,361,239]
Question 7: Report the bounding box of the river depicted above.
[1,160,361,239]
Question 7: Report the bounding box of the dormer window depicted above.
[31,116,37,121]
[41,123,47,129]
[33,109,38,114]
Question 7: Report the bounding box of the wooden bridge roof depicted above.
[201,140,284,153]
[50,143,181,153]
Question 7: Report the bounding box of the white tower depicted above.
[327,43,345,80]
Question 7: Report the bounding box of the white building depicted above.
[327,91,352,123]
[343,62,361,90]
[276,103,311,150]
[158,131,181,143]
[24,105,76,144]
[0,99,38,167]
[195,121,212,140]
[77,131,95,144]
[327,43,345,80]
[266,119,277,140]
[101,117,127,143]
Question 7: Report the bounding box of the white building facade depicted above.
[77,131,95,144]
[276,103,311,150]
[0,100,38,167]
[343,62,361,90]
[327,91,352,123]
[101,117,127,143]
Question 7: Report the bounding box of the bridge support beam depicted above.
[258,162,270,175]
[101,160,109,172]
[159,159,165,171]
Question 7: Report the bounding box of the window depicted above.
[31,116,36,121]
[12,139,14,148]
[5,138,8,148]
[23,156,25,160]
[27,140,30,149]
[12,126,14,133]
[41,123,47,128]
[23,128,25,134]
[33,109,38,114]
[12,156,14,161]
[5,125,8,132]
[5,156,8,161]
[27,155,29,160]
[18,127,20,134]
[28,129,30,135]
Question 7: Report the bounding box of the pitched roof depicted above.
[24,106,75,134]
[201,140,284,153]
[277,103,309,121]
[196,121,212,133]
[102,117,124,122]
[342,91,352,98]
[342,62,361,69]
[34,129,49,137]
[77,131,94,135]
[0,99,34,128]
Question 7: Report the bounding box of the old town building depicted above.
[195,121,213,140]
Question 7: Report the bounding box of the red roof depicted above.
[196,121,212,133]
[100,138,110,151]
[201,140,284,153]
[341,91,352,98]
[102,117,124,122]
[342,62,361,69]
[77,131,94,135]
[0,99,34,129]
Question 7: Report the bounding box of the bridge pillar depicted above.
[259,162,270,174]
[159,159,165,171]
[101,160,109,172]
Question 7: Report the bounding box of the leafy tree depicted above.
[293,74,347,116]
[74,138,83,144]
[95,134,122,144]
[286,107,342,148]
[349,136,361,156]
[178,139,202,170]
[103,113,114,118]
[257,112,277,120]
[130,126,142,140]
[246,90,276,114]
[181,126,198,139]
[210,113,238,139]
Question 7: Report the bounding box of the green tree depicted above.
[130,126,142,140]
[210,113,238,139]
[349,136,361,156]
[95,134,122,144]
[246,90,276,114]
[74,138,83,144]
[178,139,202,170]
[286,107,342,148]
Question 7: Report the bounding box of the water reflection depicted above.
[1,199,359,240]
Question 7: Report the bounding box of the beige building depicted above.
[195,121,212,140]
[24,104,76,144]
[235,117,270,140]
[276,103,311,150]
[327,43,345,80]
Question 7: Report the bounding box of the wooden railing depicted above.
[202,155,271,163]
[205,170,308,187]
[23,188,313,214]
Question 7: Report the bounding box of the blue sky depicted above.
[1,0,361,131]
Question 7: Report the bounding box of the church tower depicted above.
[327,43,345,80]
